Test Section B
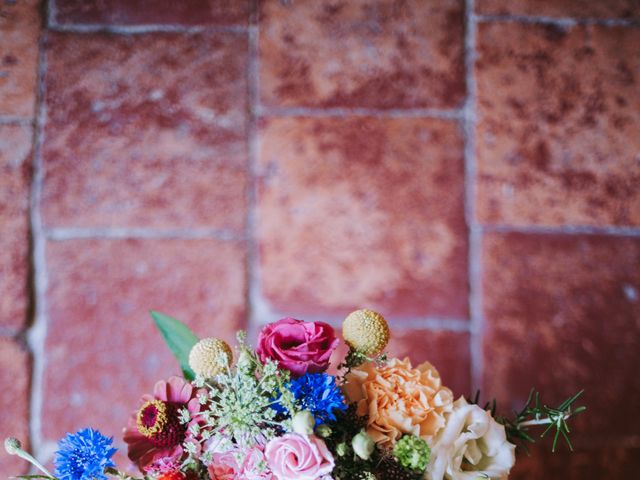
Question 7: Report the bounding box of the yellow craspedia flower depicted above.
[188,337,233,377]
[342,309,390,356]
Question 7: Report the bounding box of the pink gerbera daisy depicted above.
[123,376,203,472]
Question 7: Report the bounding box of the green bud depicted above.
[358,473,376,480]
[315,424,332,438]
[336,442,348,457]
[237,349,255,375]
[352,430,375,460]
[4,438,21,455]
[393,434,431,472]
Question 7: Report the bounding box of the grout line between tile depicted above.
[47,23,248,35]
[256,106,464,119]
[44,227,243,241]
[246,4,259,335]
[26,28,50,467]
[481,224,640,237]
[250,310,470,333]
[386,317,471,332]
[476,13,640,28]
[0,326,19,337]
[0,117,34,126]
[245,0,281,337]
[252,310,340,327]
[47,0,57,28]
[464,0,484,392]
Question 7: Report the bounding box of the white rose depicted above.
[428,397,515,480]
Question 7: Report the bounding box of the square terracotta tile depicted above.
[327,327,470,398]
[42,238,247,446]
[0,125,32,332]
[0,0,40,118]
[511,445,640,480]
[0,339,31,478]
[482,232,640,439]
[52,0,249,26]
[477,0,640,19]
[259,0,465,109]
[257,117,468,318]
[388,329,471,397]
[42,32,248,230]
[475,23,640,227]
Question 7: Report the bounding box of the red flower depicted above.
[158,472,200,480]
[159,472,185,480]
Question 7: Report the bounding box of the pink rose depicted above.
[265,434,334,480]
[208,450,240,480]
[256,318,338,376]
[241,446,273,480]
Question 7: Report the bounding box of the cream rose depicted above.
[428,397,515,480]
[343,358,453,447]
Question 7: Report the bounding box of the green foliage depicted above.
[468,388,587,453]
[151,311,199,380]
[11,476,56,480]
[324,406,378,479]
[393,435,430,472]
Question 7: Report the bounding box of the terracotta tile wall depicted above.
[0,1,638,478]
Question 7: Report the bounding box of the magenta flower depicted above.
[256,318,339,377]
[123,376,203,472]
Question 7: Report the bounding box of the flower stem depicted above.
[517,418,552,427]
[104,467,143,479]
[4,438,54,478]
[518,413,572,428]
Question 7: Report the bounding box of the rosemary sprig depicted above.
[468,389,586,453]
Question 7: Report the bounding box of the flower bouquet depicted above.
[5,309,585,480]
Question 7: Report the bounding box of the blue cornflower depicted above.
[53,428,116,480]
[287,373,347,425]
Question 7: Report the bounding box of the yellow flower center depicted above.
[136,399,168,438]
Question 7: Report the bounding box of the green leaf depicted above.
[11,476,56,480]
[151,311,199,380]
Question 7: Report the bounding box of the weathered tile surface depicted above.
[0,125,32,332]
[42,32,248,230]
[477,0,640,19]
[257,117,468,318]
[475,23,640,226]
[512,445,640,480]
[259,0,465,108]
[482,233,640,439]
[42,238,247,445]
[325,328,470,398]
[0,0,40,118]
[53,0,249,26]
[0,338,31,478]
[387,329,471,397]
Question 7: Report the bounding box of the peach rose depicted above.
[343,358,453,448]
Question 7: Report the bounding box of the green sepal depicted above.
[150,311,199,381]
